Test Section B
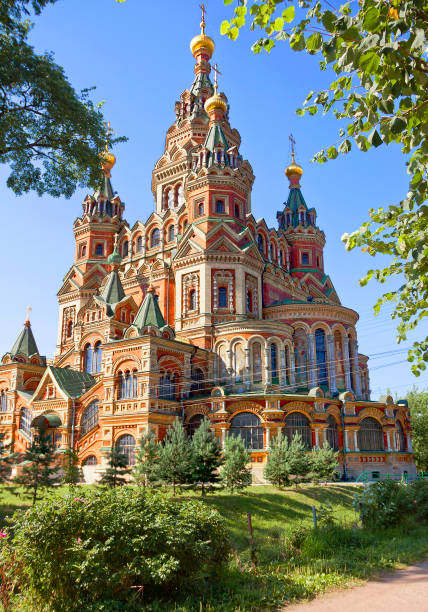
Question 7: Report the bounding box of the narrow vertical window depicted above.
[84,344,92,374]
[218,286,228,308]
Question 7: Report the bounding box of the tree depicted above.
[99,448,130,488]
[0,0,124,197]
[190,417,223,495]
[61,448,83,486]
[221,0,428,376]
[13,428,61,505]
[132,427,159,487]
[406,386,428,471]
[0,433,14,485]
[287,433,311,488]
[264,432,292,488]
[156,419,193,496]
[310,442,339,484]
[220,435,252,492]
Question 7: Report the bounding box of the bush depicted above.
[1,488,230,611]
[353,480,409,529]
[407,479,428,522]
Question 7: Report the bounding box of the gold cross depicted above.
[289,133,296,162]
[200,3,206,34]
[213,63,221,92]
[105,121,113,152]
[113,233,118,250]
[26,306,32,323]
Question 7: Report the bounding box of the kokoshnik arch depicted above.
[0,15,415,482]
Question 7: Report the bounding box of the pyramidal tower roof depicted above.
[10,319,39,358]
[132,288,167,331]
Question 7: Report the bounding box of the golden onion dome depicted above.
[285,161,303,177]
[204,91,227,114]
[100,149,116,172]
[190,31,215,58]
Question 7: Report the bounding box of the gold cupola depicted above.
[285,134,303,177]
[204,63,227,115]
[190,6,215,59]
[100,122,116,177]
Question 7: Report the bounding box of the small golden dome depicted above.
[100,150,116,172]
[285,161,303,177]
[204,92,227,114]
[190,32,215,58]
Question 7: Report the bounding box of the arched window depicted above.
[132,369,138,398]
[325,414,339,450]
[183,219,188,230]
[167,189,174,208]
[315,329,328,386]
[136,236,143,252]
[93,341,102,373]
[19,407,31,436]
[257,234,264,255]
[348,334,355,391]
[122,240,129,257]
[187,414,204,437]
[67,320,73,338]
[118,371,124,399]
[84,344,93,374]
[159,373,175,401]
[270,344,278,383]
[177,184,185,206]
[246,289,253,312]
[234,204,240,217]
[189,289,197,311]
[150,228,160,248]
[395,421,406,452]
[191,368,204,393]
[268,243,273,261]
[80,400,99,437]
[233,343,245,383]
[216,150,222,164]
[279,249,283,267]
[198,203,204,216]
[0,392,7,413]
[358,417,384,451]
[215,200,225,213]
[82,455,97,466]
[218,286,228,308]
[302,252,309,265]
[81,245,87,257]
[284,413,312,449]
[168,225,175,242]
[95,243,104,256]
[116,434,136,466]
[230,412,263,450]
[252,342,262,383]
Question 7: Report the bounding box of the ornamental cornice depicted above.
[213,319,293,337]
[283,401,313,415]
[153,161,188,184]
[263,303,359,326]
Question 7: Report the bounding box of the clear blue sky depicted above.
[1,0,426,399]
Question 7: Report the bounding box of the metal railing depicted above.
[356,471,428,484]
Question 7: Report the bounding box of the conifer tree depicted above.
[191,417,223,496]
[310,442,339,484]
[13,428,61,506]
[264,432,292,488]
[133,427,159,487]
[287,433,311,488]
[0,433,14,485]
[157,419,193,496]
[61,448,83,486]
[220,436,252,493]
[99,448,130,488]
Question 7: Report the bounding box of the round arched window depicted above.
[19,407,32,436]
[284,412,312,449]
[151,228,160,248]
[82,455,97,466]
[187,414,204,437]
[80,400,99,438]
[325,414,339,450]
[116,434,136,466]
[358,417,384,451]
[229,412,263,450]
[395,421,406,452]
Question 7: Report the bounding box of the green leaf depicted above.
[282,6,295,23]
[322,10,337,32]
[359,51,380,74]
[290,33,305,51]
[327,146,338,159]
[379,97,394,114]
[368,129,383,147]
[362,7,380,32]
[338,139,352,153]
[390,116,407,134]
[306,32,323,54]
[220,20,230,35]
[273,17,284,31]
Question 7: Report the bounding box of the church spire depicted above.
[5,308,42,363]
[188,5,215,103]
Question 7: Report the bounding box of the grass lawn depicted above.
[2,484,428,611]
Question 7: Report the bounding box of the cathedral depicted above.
[0,17,415,482]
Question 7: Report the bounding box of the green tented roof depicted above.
[99,270,125,305]
[132,291,166,331]
[10,322,39,358]
[94,175,115,200]
[204,123,230,167]
[49,367,96,399]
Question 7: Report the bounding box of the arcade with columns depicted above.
[0,12,415,482]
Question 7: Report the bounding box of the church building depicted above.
[0,16,415,482]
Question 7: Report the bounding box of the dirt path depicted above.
[284,560,428,612]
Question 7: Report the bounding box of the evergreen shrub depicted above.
[1,488,230,611]
[353,480,410,528]
[407,479,428,522]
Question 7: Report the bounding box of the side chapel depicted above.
[0,14,415,482]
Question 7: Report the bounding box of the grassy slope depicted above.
[2,485,428,611]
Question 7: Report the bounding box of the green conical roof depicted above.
[95,270,127,318]
[10,321,40,358]
[94,175,114,200]
[132,289,166,331]
[204,123,230,167]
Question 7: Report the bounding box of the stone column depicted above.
[264,347,270,385]
[245,348,251,390]
[327,334,337,393]
[407,434,413,452]
[314,428,320,449]
[343,336,352,391]
[289,350,296,389]
[221,427,226,449]
[227,349,234,383]
[353,430,359,451]
[307,333,316,388]
[280,348,287,389]
[265,427,270,450]
[352,339,362,399]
